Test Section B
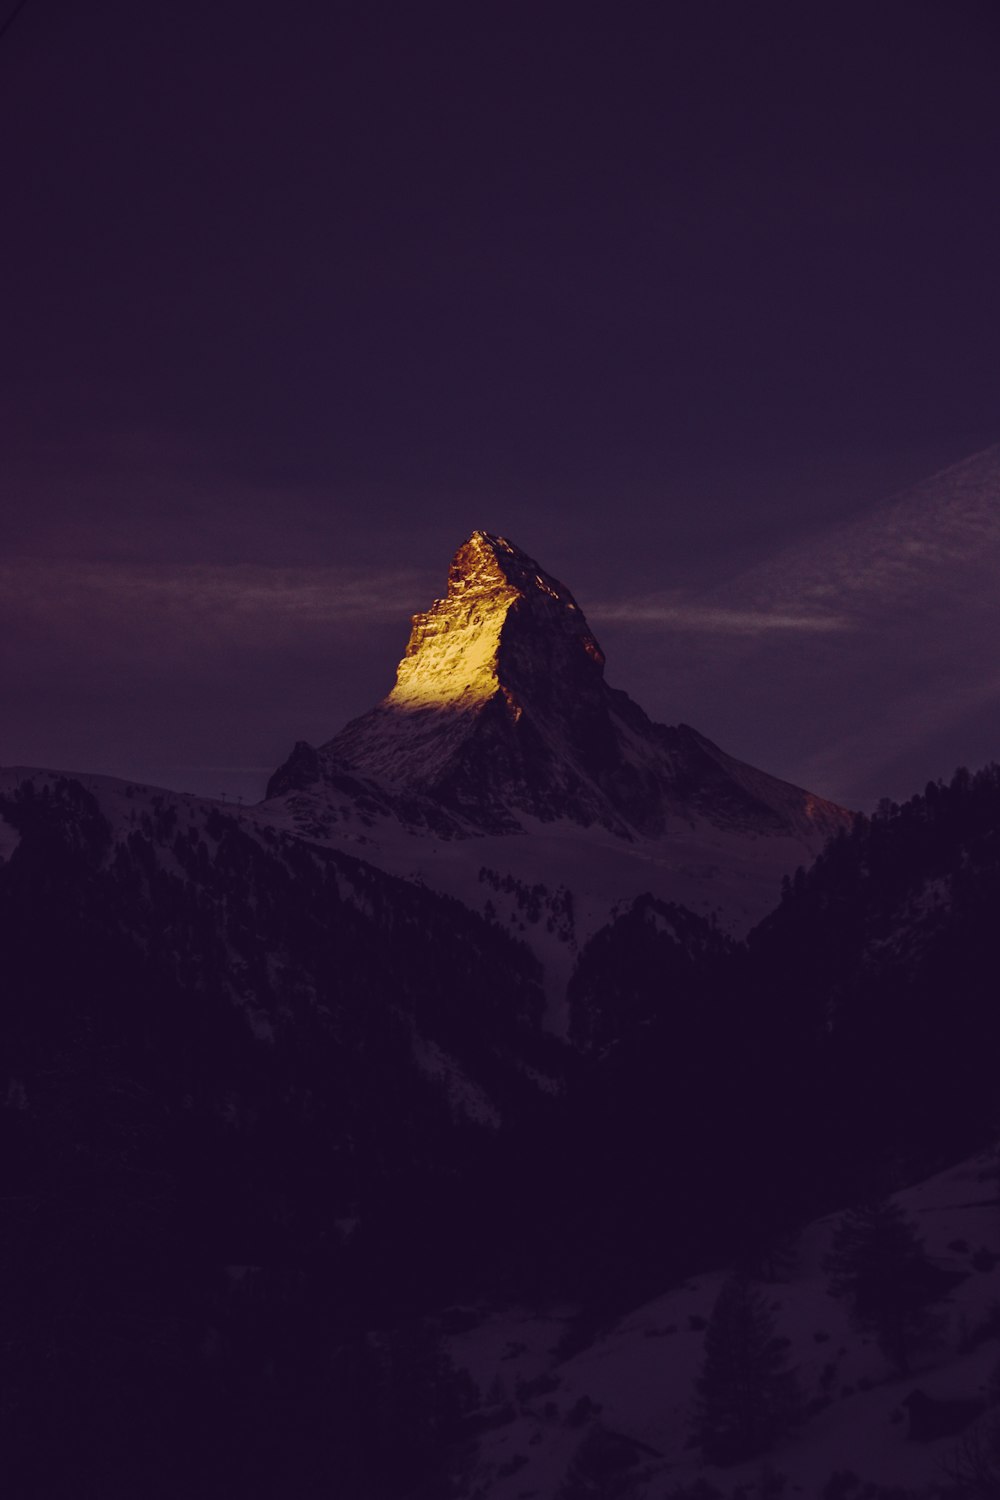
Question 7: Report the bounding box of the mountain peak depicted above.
[387,531,604,713]
[449,530,582,607]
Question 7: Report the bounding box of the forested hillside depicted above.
[553,767,1000,1305]
[4,765,1000,1495]
[0,774,557,1496]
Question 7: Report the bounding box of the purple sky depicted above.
[2,1,999,811]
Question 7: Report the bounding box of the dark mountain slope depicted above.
[557,764,1000,1307]
[746,763,1000,1182]
[0,771,559,1496]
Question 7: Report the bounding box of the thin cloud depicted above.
[0,559,429,629]
[589,598,853,634]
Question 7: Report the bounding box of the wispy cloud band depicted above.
[0,559,429,627]
[589,598,853,634]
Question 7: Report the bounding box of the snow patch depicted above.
[411,1034,501,1128]
[448,1147,1000,1496]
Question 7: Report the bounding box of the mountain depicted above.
[0,765,558,1133]
[743,762,1000,1178]
[265,531,851,979]
[0,765,565,1494]
[552,762,1000,1301]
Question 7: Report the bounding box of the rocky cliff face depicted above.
[388,531,606,715]
[270,530,851,845]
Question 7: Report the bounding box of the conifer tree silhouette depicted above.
[692,1273,798,1465]
[824,1199,940,1374]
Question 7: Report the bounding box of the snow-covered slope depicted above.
[445,1149,1000,1497]
[0,764,554,1126]
[263,532,852,994]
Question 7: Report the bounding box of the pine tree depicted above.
[691,1273,798,1466]
[944,1393,1000,1499]
[823,1199,941,1374]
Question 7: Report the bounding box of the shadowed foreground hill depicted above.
[4,760,1000,1495]
[746,762,1000,1188]
[0,771,558,1497]
[562,764,1000,1263]
[532,764,1000,1316]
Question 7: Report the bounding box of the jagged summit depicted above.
[385,530,605,713]
[442,530,586,608]
[267,533,851,849]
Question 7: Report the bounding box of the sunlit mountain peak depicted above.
[386,531,604,713]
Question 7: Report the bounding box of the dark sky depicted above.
[2,0,999,810]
